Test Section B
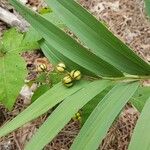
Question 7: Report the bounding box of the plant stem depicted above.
[102,75,150,81]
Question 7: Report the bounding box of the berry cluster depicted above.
[56,63,82,87]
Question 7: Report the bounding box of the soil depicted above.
[0,0,149,150]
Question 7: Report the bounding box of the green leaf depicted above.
[24,80,112,150]
[40,40,97,77]
[71,81,139,150]
[81,86,113,125]
[49,72,62,85]
[39,7,52,14]
[35,72,47,83]
[40,40,61,64]
[0,53,27,109]
[24,11,66,45]
[1,28,23,53]
[45,0,150,75]
[0,28,29,109]
[10,0,124,77]
[43,13,66,29]
[22,27,40,50]
[128,96,150,150]
[145,0,150,18]
[0,28,39,53]
[0,27,42,109]
[31,84,51,102]
[130,86,150,112]
[0,80,89,138]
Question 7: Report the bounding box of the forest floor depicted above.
[0,0,150,149]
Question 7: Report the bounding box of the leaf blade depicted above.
[40,40,98,77]
[128,96,150,150]
[145,0,150,18]
[0,53,27,109]
[24,80,112,150]
[45,0,150,75]
[130,86,150,112]
[10,0,123,77]
[0,80,89,137]
[71,81,139,150]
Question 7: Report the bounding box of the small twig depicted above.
[0,6,29,31]
[13,132,22,150]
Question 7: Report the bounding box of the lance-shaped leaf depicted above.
[128,96,150,150]
[130,86,150,112]
[24,11,67,44]
[145,0,150,18]
[9,0,123,77]
[71,81,139,150]
[24,80,112,150]
[45,0,150,75]
[40,40,97,77]
[40,40,60,64]
[0,80,89,137]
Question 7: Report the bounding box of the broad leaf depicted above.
[22,27,41,49]
[0,28,28,109]
[10,0,124,77]
[71,81,139,150]
[0,53,26,109]
[1,28,39,53]
[46,0,150,75]
[0,80,89,137]
[24,80,112,150]
[1,28,23,53]
[128,96,150,150]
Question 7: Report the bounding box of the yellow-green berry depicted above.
[76,112,81,117]
[37,64,47,72]
[72,112,82,121]
[56,62,66,72]
[70,70,81,80]
[62,75,73,87]
[77,116,82,121]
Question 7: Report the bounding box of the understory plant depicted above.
[0,28,39,110]
[0,0,150,150]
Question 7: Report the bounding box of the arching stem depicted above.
[102,75,150,81]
